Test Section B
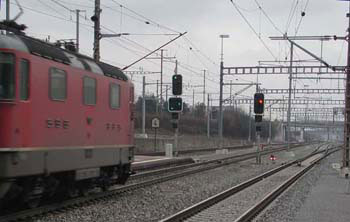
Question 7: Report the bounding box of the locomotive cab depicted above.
[0,52,15,100]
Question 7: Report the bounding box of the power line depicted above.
[57,0,94,9]
[49,0,72,12]
[294,0,310,35]
[254,0,284,35]
[22,0,222,95]
[15,2,91,29]
[285,0,299,33]
[109,0,180,34]
[38,0,67,17]
[229,0,278,60]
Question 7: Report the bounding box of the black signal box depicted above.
[172,74,182,95]
[255,115,262,122]
[168,97,183,112]
[254,93,264,114]
[256,126,262,132]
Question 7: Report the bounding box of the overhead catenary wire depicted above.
[39,0,68,18]
[228,0,278,61]
[253,0,284,35]
[294,0,310,36]
[285,0,299,34]
[92,0,220,89]
[11,0,235,101]
[109,0,180,34]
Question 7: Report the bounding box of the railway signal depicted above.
[168,97,183,112]
[255,115,262,123]
[171,113,179,120]
[254,93,264,114]
[172,74,182,95]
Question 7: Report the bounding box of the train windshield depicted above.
[0,53,15,100]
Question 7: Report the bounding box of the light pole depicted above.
[219,34,230,147]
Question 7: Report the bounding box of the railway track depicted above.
[131,142,316,179]
[159,144,338,222]
[137,142,301,156]
[0,142,320,222]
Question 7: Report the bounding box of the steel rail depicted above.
[137,142,296,156]
[234,147,339,222]
[159,143,335,222]
[0,142,318,222]
[131,143,312,179]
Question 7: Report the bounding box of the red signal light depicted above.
[254,93,264,114]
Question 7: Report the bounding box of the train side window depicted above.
[0,53,15,100]
[20,59,29,100]
[110,83,120,109]
[83,76,96,105]
[49,68,67,101]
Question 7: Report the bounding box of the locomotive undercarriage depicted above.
[0,146,133,211]
[0,163,131,211]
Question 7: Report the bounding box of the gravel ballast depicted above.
[35,144,322,222]
[253,148,338,222]
[185,152,320,221]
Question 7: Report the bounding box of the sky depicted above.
[1,0,348,121]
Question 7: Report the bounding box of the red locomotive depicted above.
[0,23,134,209]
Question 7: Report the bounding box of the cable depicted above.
[285,0,299,34]
[49,0,73,12]
[38,0,67,18]
[254,0,284,35]
[95,0,220,86]
[228,0,278,60]
[28,0,219,95]
[109,0,180,34]
[184,37,218,66]
[16,2,91,29]
[56,0,94,9]
[292,0,310,36]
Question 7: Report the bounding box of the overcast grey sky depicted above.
[1,0,348,119]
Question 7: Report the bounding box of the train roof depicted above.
[0,33,128,81]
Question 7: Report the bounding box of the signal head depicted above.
[168,97,183,112]
[172,74,182,95]
[254,93,264,114]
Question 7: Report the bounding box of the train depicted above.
[0,23,134,209]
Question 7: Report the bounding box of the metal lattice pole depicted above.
[287,43,294,150]
[343,8,350,169]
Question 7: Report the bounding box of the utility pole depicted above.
[75,9,82,52]
[287,43,294,150]
[93,0,101,61]
[6,0,10,21]
[203,70,206,105]
[219,35,229,147]
[165,85,168,102]
[344,4,350,170]
[160,49,164,112]
[142,76,146,135]
[269,107,272,144]
[207,94,210,138]
[230,80,233,108]
[144,50,174,113]
[156,80,159,114]
[248,105,252,143]
[192,89,195,112]
[174,60,179,156]
[219,59,224,144]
